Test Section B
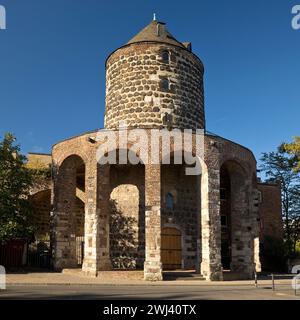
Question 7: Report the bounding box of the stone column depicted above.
[97,164,112,270]
[144,164,163,281]
[200,168,223,281]
[195,173,202,274]
[230,178,254,278]
[52,160,77,270]
[82,160,99,276]
[82,162,111,276]
[254,237,261,273]
[253,188,262,273]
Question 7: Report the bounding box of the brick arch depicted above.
[52,154,86,270]
[97,148,146,166]
[57,152,87,168]
[109,184,141,269]
[107,151,146,270]
[219,158,249,177]
[220,159,254,276]
[30,189,51,239]
[161,150,204,177]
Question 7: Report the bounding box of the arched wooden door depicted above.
[161,227,182,270]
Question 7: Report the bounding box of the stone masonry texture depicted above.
[27,20,283,281]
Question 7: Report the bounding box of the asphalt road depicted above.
[0,284,299,300]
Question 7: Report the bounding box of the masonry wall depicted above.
[161,164,199,269]
[258,183,283,240]
[105,42,205,130]
[51,130,260,279]
[109,164,145,269]
[30,190,51,239]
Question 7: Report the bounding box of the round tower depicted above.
[105,19,205,130]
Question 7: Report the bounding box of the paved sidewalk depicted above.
[5,271,295,287]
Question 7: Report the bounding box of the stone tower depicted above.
[105,19,205,130]
[51,18,263,282]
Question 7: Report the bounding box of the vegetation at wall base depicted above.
[260,139,300,261]
[0,133,35,242]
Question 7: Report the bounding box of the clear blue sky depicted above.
[0,0,299,167]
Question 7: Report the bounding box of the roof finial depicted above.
[153,13,156,21]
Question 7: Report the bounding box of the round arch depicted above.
[219,159,252,273]
[53,154,86,269]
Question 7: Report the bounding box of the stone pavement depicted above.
[2,271,299,300]
[4,270,297,287]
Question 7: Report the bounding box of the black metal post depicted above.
[81,241,84,265]
[272,274,275,291]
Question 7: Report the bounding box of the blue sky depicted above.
[0,0,299,168]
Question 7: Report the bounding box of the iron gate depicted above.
[27,240,51,269]
[76,236,85,266]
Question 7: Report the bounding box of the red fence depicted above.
[0,240,26,268]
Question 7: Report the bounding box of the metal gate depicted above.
[27,240,51,269]
[161,228,182,270]
[76,236,85,266]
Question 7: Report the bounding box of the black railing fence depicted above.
[76,236,85,266]
[27,240,51,269]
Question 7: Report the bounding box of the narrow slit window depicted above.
[221,215,227,227]
[162,50,170,63]
[161,78,169,91]
[220,188,227,200]
[166,193,174,210]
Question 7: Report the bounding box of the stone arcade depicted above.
[50,19,264,281]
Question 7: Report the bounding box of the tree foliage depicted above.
[260,144,300,256]
[0,133,34,242]
[285,136,300,172]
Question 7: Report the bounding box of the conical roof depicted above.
[127,20,185,48]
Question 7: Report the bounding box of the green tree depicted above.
[0,133,34,242]
[285,136,300,172]
[260,145,300,256]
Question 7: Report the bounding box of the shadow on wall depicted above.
[109,199,138,269]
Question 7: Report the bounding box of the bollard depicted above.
[272,274,275,291]
[0,265,6,290]
[254,272,258,288]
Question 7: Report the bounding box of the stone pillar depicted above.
[200,168,223,281]
[230,178,254,278]
[144,164,163,281]
[97,164,112,270]
[195,173,202,274]
[82,162,111,276]
[82,160,98,276]
[52,159,78,270]
[253,188,262,273]
[254,237,261,273]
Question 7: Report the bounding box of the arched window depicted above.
[166,193,174,210]
[161,78,169,91]
[162,50,170,63]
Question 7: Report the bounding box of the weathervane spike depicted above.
[153,13,156,21]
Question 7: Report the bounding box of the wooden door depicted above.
[161,227,182,270]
